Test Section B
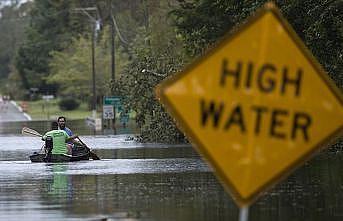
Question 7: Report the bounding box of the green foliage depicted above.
[15,0,90,93]
[0,2,31,95]
[171,0,264,57]
[0,4,28,78]
[48,26,129,107]
[171,0,342,86]
[58,97,80,111]
[279,0,343,87]
[114,1,187,143]
[48,37,94,100]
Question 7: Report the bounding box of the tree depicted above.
[23,0,149,107]
[114,0,187,143]
[15,0,90,94]
[279,0,343,87]
[48,26,130,107]
[171,0,342,86]
[0,2,31,94]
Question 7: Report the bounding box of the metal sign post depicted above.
[239,206,249,221]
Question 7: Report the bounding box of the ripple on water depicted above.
[0,158,211,181]
[0,134,191,151]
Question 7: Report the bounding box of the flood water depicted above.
[0,120,342,221]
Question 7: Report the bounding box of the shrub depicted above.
[58,97,80,110]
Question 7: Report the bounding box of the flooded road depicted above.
[0,120,342,220]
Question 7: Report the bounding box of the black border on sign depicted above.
[155,2,343,207]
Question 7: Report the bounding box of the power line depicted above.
[110,13,128,45]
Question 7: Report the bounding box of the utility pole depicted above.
[91,20,96,119]
[110,2,115,87]
[73,7,99,119]
[110,1,116,130]
[107,1,129,132]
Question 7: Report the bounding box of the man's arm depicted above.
[65,127,73,136]
[42,133,47,141]
[66,134,78,142]
[66,135,82,146]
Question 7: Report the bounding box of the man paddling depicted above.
[42,122,78,155]
[57,116,73,136]
[57,116,75,151]
[55,116,100,160]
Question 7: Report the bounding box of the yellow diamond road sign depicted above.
[156,3,343,206]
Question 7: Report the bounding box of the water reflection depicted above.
[46,164,72,201]
[253,151,343,221]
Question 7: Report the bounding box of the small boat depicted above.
[30,144,91,163]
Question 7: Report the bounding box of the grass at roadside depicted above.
[17,99,94,120]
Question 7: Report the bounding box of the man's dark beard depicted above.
[59,124,65,129]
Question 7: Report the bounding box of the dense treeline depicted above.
[0,0,341,143]
[0,1,30,95]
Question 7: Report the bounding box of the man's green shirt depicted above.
[43,130,69,154]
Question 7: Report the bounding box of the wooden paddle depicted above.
[22,127,52,162]
[22,127,42,137]
[76,137,100,160]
